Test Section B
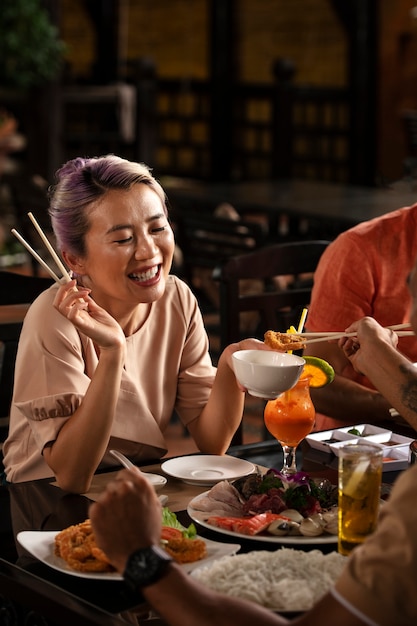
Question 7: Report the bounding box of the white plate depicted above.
[188,492,337,545]
[17,530,241,579]
[142,472,167,490]
[161,455,256,486]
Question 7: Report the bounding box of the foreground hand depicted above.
[89,468,162,573]
[53,280,126,350]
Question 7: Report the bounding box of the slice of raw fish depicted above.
[191,480,244,517]
[207,512,284,536]
[207,480,245,505]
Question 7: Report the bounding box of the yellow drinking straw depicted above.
[297,307,308,334]
[286,307,308,354]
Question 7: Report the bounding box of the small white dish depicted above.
[337,423,390,438]
[161,455,256,486]
[232,350,305,399]
[305,429,354,453]
[142,472,167,491]
[381,446,409,471]
[306,423,412,472]
[17,531,240,578]
[329,441,409,471]
[109,449,167,490]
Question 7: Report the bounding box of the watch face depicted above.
[124,546,172,588]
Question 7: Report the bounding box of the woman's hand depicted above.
[339,317,398,373]
[53,280,125,350]
[222,337,276,392]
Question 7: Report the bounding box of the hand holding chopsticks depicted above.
[11,212,72,284]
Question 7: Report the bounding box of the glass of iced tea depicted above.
[338,442,383,556]
[263,376,316,474]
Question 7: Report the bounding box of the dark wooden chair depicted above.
[213,240,330,444]
[173,210,267,289]
[0,272,54,451]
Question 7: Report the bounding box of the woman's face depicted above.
[67,184,175,315]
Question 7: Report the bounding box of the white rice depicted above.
[191,548,346,611]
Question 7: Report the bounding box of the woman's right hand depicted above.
[53,280,126,350]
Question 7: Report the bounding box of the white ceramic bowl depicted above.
[232,350,305,399]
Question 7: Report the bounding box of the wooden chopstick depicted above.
[28,212,72,283]
[11,228,62,283]
[11,214,72,285]
[297,323,412,337]
[303,329,414,345]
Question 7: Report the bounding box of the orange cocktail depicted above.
[264,376,315,473]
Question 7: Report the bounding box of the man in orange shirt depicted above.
[303,204,417,430]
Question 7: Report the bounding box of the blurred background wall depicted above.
[2,0,417,185]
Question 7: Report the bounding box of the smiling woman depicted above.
[2,154,272,493]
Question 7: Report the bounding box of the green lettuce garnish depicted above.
[162,507,197,539]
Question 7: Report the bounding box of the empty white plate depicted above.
[161,454,256,486]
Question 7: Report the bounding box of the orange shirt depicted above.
[307,204,417,388]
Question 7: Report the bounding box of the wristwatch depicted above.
[123,545,173,589]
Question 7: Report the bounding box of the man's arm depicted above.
[303,339,392,422]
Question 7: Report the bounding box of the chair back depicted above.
[0,272,53,446]
[214,240,330,350]
[213,240,330,445]
[173,211,267,287]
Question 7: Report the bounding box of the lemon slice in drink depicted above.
[343,458,370,498]
[300,356,335,388]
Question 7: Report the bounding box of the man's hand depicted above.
[89,467,162,573]
[339,317,398,374]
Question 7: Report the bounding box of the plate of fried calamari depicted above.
[17,520,240,580]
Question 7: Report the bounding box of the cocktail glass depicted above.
[263,376,315,474]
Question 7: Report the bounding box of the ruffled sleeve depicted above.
[15,393,84,449]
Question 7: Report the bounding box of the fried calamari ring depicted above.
[264,330,306,352]
[54,519,115,573]
[55,520,208,572]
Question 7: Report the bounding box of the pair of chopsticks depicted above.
[11,213,71,285]
[289,323,414,345]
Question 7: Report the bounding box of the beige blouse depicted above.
[3,275,216,482]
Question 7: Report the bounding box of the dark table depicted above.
[0,441,405,624]
[163,177,417,240]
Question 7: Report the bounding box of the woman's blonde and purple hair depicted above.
[48,155,167,256]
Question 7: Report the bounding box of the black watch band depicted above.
[123,545,173,589]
